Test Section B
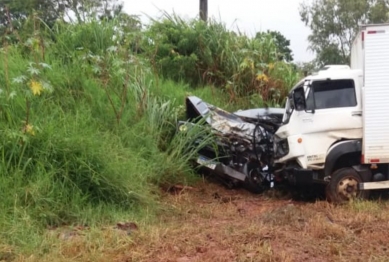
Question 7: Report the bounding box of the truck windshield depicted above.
[308,79,357,110]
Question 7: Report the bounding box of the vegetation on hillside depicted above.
[0,2,301,254]
[2,0,389,260]
[143,14,300,105]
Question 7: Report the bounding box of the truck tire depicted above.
[326,167,369,203]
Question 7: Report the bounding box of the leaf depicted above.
[29,80,43,96]
[39,63,52,69]
[8,91,17,99]
[116,68,126,76]
[12,75,27,84]
[92,66,101,74]
[41,81,54,93]
[23,124,35,136]
[107,46,118,52]
[27,66,40,76]
[256,73,269,82]
[25,38,34,46]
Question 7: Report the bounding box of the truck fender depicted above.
[324,140,362,177]
[351,165,372,182]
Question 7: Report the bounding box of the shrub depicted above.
[143,13,301,106]
[0,16,211,251]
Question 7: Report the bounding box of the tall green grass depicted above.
[0,17,216,253]
[0,12,301,255]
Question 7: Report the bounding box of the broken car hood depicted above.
[185,96,280,142]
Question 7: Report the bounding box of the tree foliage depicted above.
[0,0,63,33]
[62,0,124,23]
[256,30,294,62]
[0,0,124,34]
[300,0,389,66]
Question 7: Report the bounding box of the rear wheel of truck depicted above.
[326,167,369,203]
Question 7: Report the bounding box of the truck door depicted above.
[299,78,362,166]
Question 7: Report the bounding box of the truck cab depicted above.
[273,23,389,202]
[273,69,365,189]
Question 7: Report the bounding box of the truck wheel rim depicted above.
[337,177,359,200]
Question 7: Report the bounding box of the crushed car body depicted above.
[177,96,284,193]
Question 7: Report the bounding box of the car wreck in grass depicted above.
[177,96,284,193]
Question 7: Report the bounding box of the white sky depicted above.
[122,0,315,62]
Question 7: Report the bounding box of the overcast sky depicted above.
[122,0,315,62]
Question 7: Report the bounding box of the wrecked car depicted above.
[177,96,284,193]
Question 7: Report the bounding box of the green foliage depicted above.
[0,0,127,40]
[143,13,300,106]
[0,9,302,254]
[0,0,63,34]
[0,15,217,253]
[300,0,389,66]
[294,60,318,76]
[63,0,124,23]
[255,30,294,62]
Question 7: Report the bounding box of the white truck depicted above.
[273,23,389,202]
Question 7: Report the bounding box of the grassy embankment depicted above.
[0,13,300,258]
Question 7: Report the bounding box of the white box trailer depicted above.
[350,29,365,70]
[356,24,389,164]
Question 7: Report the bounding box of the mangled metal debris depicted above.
[178,96,282,193]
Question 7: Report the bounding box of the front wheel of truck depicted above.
[326,167,369,203]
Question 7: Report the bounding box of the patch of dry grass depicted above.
[9,182,389,262]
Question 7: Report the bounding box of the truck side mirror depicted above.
[293,87,306,111]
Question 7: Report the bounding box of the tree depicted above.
[0,0,124,33]
[255,30,293,62]
[0,0,64,33]
[61,0,123,23]
[300,0,389,67]
[294,60,318,76]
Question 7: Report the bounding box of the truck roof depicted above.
[291,69,363,91]
[308,69,362,80]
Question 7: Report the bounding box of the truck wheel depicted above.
[326,168,369,203]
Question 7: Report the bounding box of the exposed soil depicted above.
[121,180,389,262]
[15,180,389,262]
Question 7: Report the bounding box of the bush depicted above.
[143,13,301,106]
[0,16,211,251]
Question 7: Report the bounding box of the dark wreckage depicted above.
[177,96,285,194]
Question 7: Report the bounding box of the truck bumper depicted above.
[283,167,324,186]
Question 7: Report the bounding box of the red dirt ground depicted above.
[17,180,389,262]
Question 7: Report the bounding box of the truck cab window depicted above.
[312,79,357,109]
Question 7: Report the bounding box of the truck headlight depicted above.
[275,138,289,159]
